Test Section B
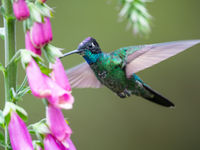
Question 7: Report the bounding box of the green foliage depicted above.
[119,0,152,35]
[20,49,43,68]
[43,44,63,63]
[3,102,28,123]
[0,63,5,75]
[35,2,53,18]
[28,2,43,22]
[0,131,5,148]
[28,119,50,143]
[37,62,53,75]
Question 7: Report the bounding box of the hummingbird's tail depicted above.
[142,84,175,108]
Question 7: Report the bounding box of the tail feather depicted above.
[143,84,175,108]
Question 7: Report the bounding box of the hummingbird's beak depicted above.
[60,49,80,58]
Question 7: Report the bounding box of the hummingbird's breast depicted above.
[90,54,130,93]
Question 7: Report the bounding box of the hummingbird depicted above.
[62,37,200,107]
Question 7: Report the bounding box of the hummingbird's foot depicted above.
[117,89,132,98]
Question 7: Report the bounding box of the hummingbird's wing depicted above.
[66,62,102,88]
[125,40,200,77]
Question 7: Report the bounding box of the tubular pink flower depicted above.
[51,58,71,91]
[26,59,51,98]
[26,59,74,109]
[46,105,72,142]
[25,31,41,56]
[44,134,67,150]
[45,76,74,109]
[8,112,34,150]
[13,0,30,21]
[30,22,46,48]
[49,58,74,109]
[43,17,53,43]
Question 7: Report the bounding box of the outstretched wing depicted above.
[125,40,200,78]
[66,62,102,88]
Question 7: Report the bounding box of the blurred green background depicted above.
[1,0,200,150]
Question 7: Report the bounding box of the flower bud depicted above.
[8,112,34,150]
[43,17,53,43]
[13,0,30,21]
[46,105,72,142]
[25,31,41,56]
[30,22,46,48]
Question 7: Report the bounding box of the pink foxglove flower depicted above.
[26,59,51,98]
[25,31,41,56]
[43,17,53,43]
[13,0,30,21]
[51,58,71,91]
[26,59,74,109]
[8,112,34,150]
[30,22,46,48]
[46,105,72,142]
[49,58,74,109]
[45,77,74,109]
[44,134,67,150]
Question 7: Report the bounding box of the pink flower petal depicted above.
[30,22,46,48]
[13,0,30,21]
[25,31,41,56]
[46,105,72,142]
[44,134,68,150]
[43,17,53,43]
[51,58,71,91]
[63,138,76,150]
[26,59,51,98]
[45,76,74,109]
[8,112,34,150]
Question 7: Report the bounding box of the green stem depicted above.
[2,0,17,149]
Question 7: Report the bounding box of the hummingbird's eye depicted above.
[88,43,95,49]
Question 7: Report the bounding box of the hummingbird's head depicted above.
[61,37,102,58]
[77,37,101,55]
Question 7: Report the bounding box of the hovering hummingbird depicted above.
[62,37,200,107]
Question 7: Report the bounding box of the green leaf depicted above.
[28,119,50,141]
[0,131,5,148]
[0,110,4,128]
[0,28,5,40]
[33,140,44,150]
[10,88,20,103]
[23,18,34,32]
[28,2,42,23]
[35,2,53,18]
[118,0,152,35]
[0,63,5,74]
[3,102,28,123]
[20,49,43,69]
[14,105,28,122]
[17,87,31,98]
[37,62,52,75]
[43,44,63,63]
[16,109,28,122]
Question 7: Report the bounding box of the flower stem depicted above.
[3,0,17,101]
[2,0,17,149]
